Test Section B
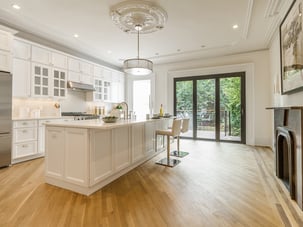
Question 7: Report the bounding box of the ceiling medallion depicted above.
[110,0,168,34]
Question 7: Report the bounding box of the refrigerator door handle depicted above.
[0,132,10,135]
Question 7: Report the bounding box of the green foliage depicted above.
[220,77,241,136]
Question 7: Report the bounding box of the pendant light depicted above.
[123,24,153,76]
[111,0,167,76]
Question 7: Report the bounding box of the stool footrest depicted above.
[170,150,189,158]
[156,158,181,167]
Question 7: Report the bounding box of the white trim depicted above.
[167,63,255,145]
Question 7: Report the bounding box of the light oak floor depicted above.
[1,140,303,226]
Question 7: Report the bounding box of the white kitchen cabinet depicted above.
[86,77,103,102]
[12,120,38,162]
[52,52,67,69]
[45,127,65,179]
[38,118,73,155]
[80,61,93,75]
[113,126,131,171]
[53,68,67,98]
[32,63,52,97]
[12,58,31,98]
[31,46,51,65]
[0,50,11,72]
[93,65,103,77]
[68,57,81,72]
[64,128,89,186]
[90,129,114,185]
[103,81,111,101]
[80,73,93,85]
[0,30,12,51]
[145,121,156,156]
[32,45,67,69]
[13,39,31,60]
[68,57,93,74]
[68,57,93,84]
[132,123,145,163]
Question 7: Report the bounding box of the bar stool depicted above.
[155,119,182,167]
[170,118,190,157]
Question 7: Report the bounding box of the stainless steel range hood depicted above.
[67,81,95,91]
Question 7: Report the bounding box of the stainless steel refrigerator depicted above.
[0,71,12,167]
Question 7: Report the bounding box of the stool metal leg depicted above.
[170,136,189,158]
[156,135,181,167]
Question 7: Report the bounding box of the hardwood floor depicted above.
[1,140,303,226]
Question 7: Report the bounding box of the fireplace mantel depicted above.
[266,106,303,110]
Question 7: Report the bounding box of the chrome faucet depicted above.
[119,102,128,119]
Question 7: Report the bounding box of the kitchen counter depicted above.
[44,118,170,129]
[45,118,169,195]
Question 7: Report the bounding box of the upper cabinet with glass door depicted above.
[31,45,68,98]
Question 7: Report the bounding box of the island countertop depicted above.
[44,118,170,129]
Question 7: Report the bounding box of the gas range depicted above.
[61,112,100,121]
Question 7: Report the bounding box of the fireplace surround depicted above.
[268,107,303,210]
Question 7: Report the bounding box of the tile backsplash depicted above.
[13,98,61,118]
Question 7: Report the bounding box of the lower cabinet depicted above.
[12,120,38,162]
[64,128,89,186]
[145,121,156,156]
[45,127,89,186]
[90,129,113,185]
[113,126,131,171]
[132,123,145,163]
[45,127,65,179]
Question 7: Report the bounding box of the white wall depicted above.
[153,50,272,146]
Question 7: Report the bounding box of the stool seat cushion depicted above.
[156,129,174,136]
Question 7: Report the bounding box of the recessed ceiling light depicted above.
[73,34,79,38]
[233,24,239,29]
[107,50,112,54]
[12,4,21,10]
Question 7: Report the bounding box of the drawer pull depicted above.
[22,130,28,133]
[22,122,28,125]
[22,144,28,148]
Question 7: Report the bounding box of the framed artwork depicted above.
[280,0,303,94]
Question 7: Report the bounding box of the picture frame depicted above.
[280,0,303,94]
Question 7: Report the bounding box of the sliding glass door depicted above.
[174,72,245,143]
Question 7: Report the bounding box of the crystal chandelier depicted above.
[111,0,167,76]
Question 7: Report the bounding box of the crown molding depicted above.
[264,0,283,18]
[264,0,295,47]
[242,0,254,39]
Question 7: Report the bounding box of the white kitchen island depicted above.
[44,118,169,195]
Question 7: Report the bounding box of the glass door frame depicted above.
[173,72,246,143]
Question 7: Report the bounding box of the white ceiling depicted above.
[0,0,294,68]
